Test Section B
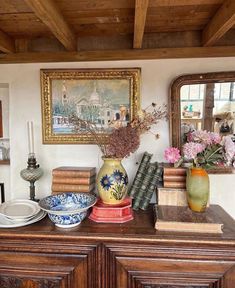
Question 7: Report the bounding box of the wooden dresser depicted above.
[0,205,234,288]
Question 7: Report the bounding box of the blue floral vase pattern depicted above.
[97,157,128,204]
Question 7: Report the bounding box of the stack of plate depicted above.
[0,199,47,228]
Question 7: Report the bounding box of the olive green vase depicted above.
[186,167,209,212]
[97,157,128,205]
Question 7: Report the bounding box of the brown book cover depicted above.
[163,175,186,182]
[163,167,186,176]
[51,183,95,193]
[52,166,96,178]
[52,189,96,195]
[52,175,96,185]
[164,181,186,188]
[154,205,223,233]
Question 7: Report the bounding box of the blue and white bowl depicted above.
[39,192,97,228]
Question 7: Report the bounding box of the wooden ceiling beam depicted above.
[151,0,222,7]
[24,0,77,51]
[0,30,15,53]
[202,0,235,46]
[133,0,149,49]
[0,46,235,63]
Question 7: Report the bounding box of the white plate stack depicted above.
[0,199,47,228]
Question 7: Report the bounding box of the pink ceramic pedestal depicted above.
[89,197,134,223]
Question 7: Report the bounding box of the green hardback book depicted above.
[128,152,152,198]
[132,162,158,210]
[139,165,163,210]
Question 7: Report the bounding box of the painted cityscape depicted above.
[51,79,130,134]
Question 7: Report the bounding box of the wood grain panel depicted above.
[1,46,235,63]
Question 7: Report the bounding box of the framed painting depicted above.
[41,68,141,144]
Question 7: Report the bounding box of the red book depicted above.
[52,175,96,185]
[52,167,96,178]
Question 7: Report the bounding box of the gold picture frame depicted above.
[41,68,141,144]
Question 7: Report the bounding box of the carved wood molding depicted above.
[0,276,60,288]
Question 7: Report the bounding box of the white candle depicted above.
[27,121,34,155]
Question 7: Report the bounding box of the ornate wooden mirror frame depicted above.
[170,71,235,149]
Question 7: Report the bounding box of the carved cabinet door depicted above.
[107,245,235,288]
[0,251,90,288]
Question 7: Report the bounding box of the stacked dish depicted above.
[0,199,46,228]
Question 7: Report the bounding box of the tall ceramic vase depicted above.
[186,167,209,212]
[97,157,128,205]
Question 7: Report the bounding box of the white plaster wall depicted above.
[0,84,10,201]
[0,58,234,218]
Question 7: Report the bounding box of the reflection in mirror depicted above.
[180,82,235,144]
[170,72,235,150]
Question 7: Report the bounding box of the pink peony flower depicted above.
[209,132,221,144]
[223,136,235,165]
[190,130,212,145]
[182,142,205,160]
[164,147,181,163]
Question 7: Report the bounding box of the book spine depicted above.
[132,162,158,210]
[52,170,96,178]
[52,176,95,185]
[51,183,95,193]
[164,181,186,188]
[139,166,163,210]
[128,152,152,198]
[52,188,96,195]
[157,187,187,206]
[163,175,186,182]
[163,167,186,176]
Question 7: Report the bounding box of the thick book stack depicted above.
[128,152,163,210]
[51,166,96,194]
[154,205,223,234]
[163,167,187,189]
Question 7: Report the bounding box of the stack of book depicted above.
[163,167,187,189]
[51,166,96,194]
[128,152,163,210]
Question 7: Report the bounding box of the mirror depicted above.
[170,71,235,149]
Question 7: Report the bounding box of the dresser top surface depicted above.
[0,205,234,246]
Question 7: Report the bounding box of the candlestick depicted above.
[27,121,34,155]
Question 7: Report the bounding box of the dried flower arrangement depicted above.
[70,103,168,159]
[164,130,235,168]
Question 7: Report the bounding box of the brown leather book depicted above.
[52,189,96,195]
[163,174,186,182]
[163,181,186,188]
[52,175,96,185]
[163,167,187,176]
[154,205,223,234]
[51,182,95,193]
[52,167,96,178]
